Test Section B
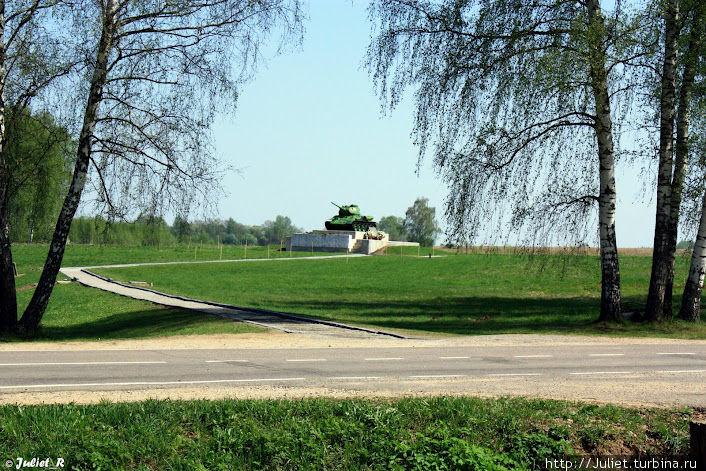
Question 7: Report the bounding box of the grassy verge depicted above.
[96,252,706,339]
[4,244,284,341]
[0,396,694,470]
[10,283,264,341]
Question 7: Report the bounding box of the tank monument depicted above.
[287,203,419,255]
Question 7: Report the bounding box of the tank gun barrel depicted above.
[331,202,343,209]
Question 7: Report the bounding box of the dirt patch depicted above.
[1,373,702,408]
[17,283,38,292]
[2,332,705,352]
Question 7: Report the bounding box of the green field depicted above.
[7,244,311,340]
[94,251,706,338]
[0,396,692,470]
[7,244,706,340]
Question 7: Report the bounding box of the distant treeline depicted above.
[62,215,302,247]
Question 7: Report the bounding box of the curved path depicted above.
[60,258,406,340]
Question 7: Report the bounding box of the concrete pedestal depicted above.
[287,230,417,255]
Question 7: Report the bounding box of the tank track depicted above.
[325,220,378,232]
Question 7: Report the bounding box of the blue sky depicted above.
[211,1,656,247]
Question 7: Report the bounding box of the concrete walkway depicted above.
[60,264,406,340]
[74,253,367,270]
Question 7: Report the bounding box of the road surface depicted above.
[1,341,704,406]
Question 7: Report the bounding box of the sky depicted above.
[210,1,657,248]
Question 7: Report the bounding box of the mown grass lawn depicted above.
[95,251,706,338]
[6,244,273,341]
[0,396,693,470]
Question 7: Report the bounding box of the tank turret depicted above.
[325,202,377,232]
[332,203,360,217]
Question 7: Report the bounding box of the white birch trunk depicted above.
[665,2,704,317]
[587,0,621,321]
[679,190,706,322]
[647,0,680,321]
[18,0,119,332]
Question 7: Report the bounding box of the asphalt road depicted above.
[1,343,705,406]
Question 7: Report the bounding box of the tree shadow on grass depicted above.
[273,295,655,336]
[12,308,243,341]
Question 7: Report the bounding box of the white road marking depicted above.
[656,352,696,355]
[286,359,327,362]
[0,361,167,366]
[206,360,249,363]
[329,376,384,380]
[514,355,552,358]
[408,374,466,379]
[364,357,403,361]
[0,377,307,390]
[656,369,706,374]
[488,373,542,377]
[569,371,632,375]
[440,356,469,359]
[588,353,625,357]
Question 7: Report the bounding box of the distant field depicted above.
[94,250,706,339]
[12,242,339,269]
[438,246,662,256]
[0,396,692,470]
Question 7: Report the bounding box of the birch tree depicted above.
[677,28,706,322]
[680,188,706,321]
[645,0,682,321]
[16,0,302,333]
[367,0,647,320]
[645,0,705,320]
[677,138,706,321]
[0,0,74,332]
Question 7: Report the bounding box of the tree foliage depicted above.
[366,0,645,245]
[68,215,301,247]
[404,197,440,247]
[13,0,304,333]
[379,215,408,241]
[60,0,304,219]
[7,111,73,243]
[262,215,301,245]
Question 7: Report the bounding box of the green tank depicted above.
[325,202,377,232]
